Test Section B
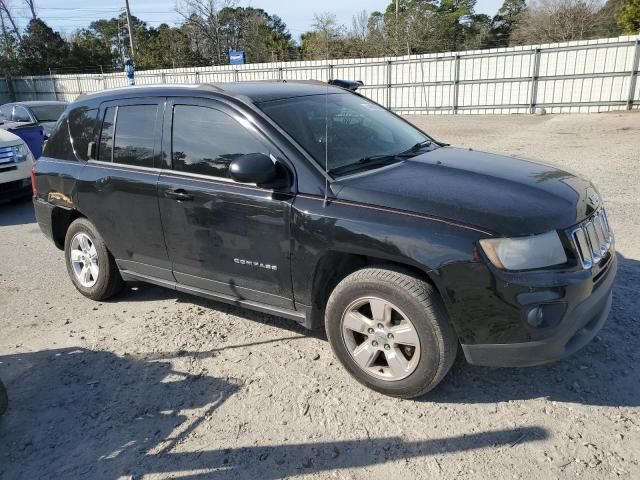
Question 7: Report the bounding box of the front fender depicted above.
[290,195,486,312]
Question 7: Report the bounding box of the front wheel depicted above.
[325,267,457,398]
[64,218,124,301]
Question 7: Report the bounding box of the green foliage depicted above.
[491,0,527,46]
[618,0,640,33]
[0,0,634,75]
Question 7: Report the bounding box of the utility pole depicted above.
[124,0,135,60]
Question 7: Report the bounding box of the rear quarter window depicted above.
[43,106,97,161]
[68,107,98,160]
[42,111,74,160]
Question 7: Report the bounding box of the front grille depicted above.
[570,208,612,270]
[0,146,15,165]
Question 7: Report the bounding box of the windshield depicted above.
[29,104,67,122]
[258,93,432,176]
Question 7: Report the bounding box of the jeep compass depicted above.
[32,82,616,398]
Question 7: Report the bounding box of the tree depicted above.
[0,8,20,75]
[301,12,347,60]
[18,18,71,74]
[0,0,22,41]
[511,0,603,44]
[491,0,527,46]
[618,0,640,32]
[68,28,116,71]
[179,1,295,64]
[464,13,494,49]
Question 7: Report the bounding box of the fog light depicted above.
[524,303,566,329]
[527,306,544,327]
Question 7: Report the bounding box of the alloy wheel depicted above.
[70,232,99,288]
[341,297,421,381]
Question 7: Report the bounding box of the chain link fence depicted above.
[1,35,639,115]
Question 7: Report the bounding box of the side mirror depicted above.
[229,153,280,186]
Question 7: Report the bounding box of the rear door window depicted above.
[97,107,116,162]
[97,103,158,168]
[112,105,157,168]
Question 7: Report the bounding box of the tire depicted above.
[64,217,124,301]
[0,380,7,416]
[325,267,457,399]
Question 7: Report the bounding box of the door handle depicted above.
[165,188,194,201]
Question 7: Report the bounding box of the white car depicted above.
[0,128,35,202]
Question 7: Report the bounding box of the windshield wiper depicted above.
[328,140,433,177]
[397,139,432,157]
[329,154,400,176]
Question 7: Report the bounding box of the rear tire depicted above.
[325,267,457,398]
[64,218,124,301]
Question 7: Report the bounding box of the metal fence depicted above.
[1,35,639,115]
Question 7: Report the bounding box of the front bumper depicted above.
[461,252,617,367]
[0,177,31,202]
[0,155,33,202]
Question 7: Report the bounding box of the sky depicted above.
[15,0,504,38]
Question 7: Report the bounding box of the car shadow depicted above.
[119,281,325,340]
[0,196,34,226]
[0,347,547,479]
[424,252,639,407]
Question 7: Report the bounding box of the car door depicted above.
[77,97,173,281]
[157,97,294,308]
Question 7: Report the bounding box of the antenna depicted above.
[323,28,330,208]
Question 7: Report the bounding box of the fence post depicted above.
[386,60,392,109]
[49,68,58,100]
[76,76,82,98]
[529,48,542,114]
[278,66,283,81]
[234,69,239,82]
[627,39,640,110]
[194,70,200,83]
[452,55,461,114]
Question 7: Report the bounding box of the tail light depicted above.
[31,165,37,197]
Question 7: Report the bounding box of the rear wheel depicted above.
[64,218,124,300]
[325,267,457,398]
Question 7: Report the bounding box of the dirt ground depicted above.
[1,112,639,480]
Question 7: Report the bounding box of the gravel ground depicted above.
[1,112,639,480]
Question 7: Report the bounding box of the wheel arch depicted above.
[306,249,449,330]
[51,207,85,250]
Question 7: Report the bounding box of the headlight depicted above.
[13,144,30,163]
[479,231,567,270]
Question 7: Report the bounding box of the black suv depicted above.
[33,82,616,398]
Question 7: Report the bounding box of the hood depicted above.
[333,147,598,237]
[0,128,23,148]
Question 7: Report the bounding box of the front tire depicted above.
[64,218,124,301]
[325,267,457,399]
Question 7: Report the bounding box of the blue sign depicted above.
[229,50,246,65]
